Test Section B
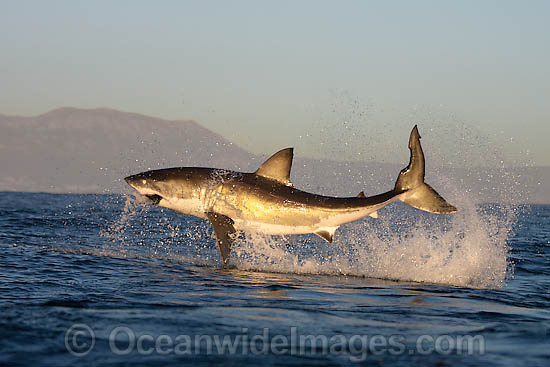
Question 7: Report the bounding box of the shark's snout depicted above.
[124,174,139,185]
[124,173,164,205]
[124,174,145,188]
[124,174,146,193]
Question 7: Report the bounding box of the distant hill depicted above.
[0,107,548,203]
[0,108,255,193]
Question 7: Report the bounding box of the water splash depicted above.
[231,196,513,288]
[100,193,150,249]
[100,192,219,264]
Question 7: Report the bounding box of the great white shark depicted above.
[125,126,456,265]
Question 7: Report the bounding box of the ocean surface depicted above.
[0,191,548,366]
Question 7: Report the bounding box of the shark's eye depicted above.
[142,179,147,184]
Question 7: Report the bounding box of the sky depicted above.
[1,0,549,166]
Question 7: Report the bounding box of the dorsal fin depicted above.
[255,148,293,185]
[357,191,366,198]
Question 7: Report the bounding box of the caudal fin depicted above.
[394,126,457,214]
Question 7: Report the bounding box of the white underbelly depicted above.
[231,205,383,236]
[160,197,207,219]
[232,219,316,236]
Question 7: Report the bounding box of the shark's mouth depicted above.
[145,194,163,205]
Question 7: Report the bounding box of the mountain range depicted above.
[1,107,548,203]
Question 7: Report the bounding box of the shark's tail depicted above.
[394,126,457,214]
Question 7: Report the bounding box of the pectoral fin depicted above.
[206,212,236,265]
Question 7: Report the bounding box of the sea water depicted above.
[0,192,548,366]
